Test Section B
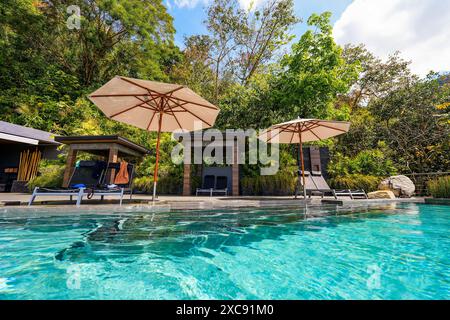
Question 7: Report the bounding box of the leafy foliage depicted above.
[133,174,182,195]
[217,12,358,130]
[241,171,296,196]
[329,174,380,193]
[427,176,450,198]
[328,143,397,177]
[27,161,65,191]
[275,12,359,120]
[40,0,177,85]
[342,44,416,109]
[369,75,450,173]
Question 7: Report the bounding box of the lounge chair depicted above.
[28,161,134,206]
[215,176,228,195]
[28,160,107,206]
[294,170,318,198]
[311,171,368,199]
[309,171,335,198]
[196,175,228,196]
[295,170,367,199]
[81,162,135,205]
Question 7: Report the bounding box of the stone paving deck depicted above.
[0,192,426,213]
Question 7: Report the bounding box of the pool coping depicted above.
[0,197,427,217]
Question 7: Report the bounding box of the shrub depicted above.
[241,171,297,196]
[328,144,397,177]
[427,176,450,198]
[27,163,65,191]
[190,176,201,194]
[329,174,381,192]
[133,174,183,195]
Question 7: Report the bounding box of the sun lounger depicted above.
[81,162,135,205]
[28,160,106,206]
[295,170,368,199]
[215,176,228,195]
[28,161,134,206]
[309,173,335,198]
[294,170,318,198]
[196,175,228,196]
[310,172,367,199]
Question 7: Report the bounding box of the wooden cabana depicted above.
[181,133,240,196]
[55,135,150,187]
[0,121,60,192]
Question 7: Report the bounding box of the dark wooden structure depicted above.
[0,121,60,192]
[181,133,240,196]
[55,135,150,187]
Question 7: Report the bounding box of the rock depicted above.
[379,175,415,198]
[368,190,396,199]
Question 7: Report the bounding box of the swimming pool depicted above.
[0,203,449,299]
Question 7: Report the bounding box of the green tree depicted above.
[234,0,299,85]
[39,0,177,86]
[169,35,216,102]
[275,12,359,120]
[216,66,280,129]
[342,44,416,109]
[204,0,298,102]
[0,1,65,94]
[369,74,450,173]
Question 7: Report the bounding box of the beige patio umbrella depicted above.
[88,76,220,200]
[259,118,350,199]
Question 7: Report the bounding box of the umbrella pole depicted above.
[298,129,306,200]
[152,113,163,202]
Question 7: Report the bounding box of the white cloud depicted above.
[238,0,266,10]
[334,0,450,76]
[169,0,265,10]
[170,0,208,9]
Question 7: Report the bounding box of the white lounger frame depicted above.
[196,188,228,197]
[28,187,125,207]
[306,189,368,199]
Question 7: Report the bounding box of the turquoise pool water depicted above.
[0,203,449,300]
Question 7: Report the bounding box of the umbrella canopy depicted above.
[259,118,350,198]
[88,76,220,200]
[88,76,219,131]
[259,118,350,144]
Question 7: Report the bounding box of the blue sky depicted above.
[167,0,353,48]
[166,0,450,76]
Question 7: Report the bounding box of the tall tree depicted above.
[0,0,179,135]
[206,0,244,102]
[369,75,450,173]
[170,35,216,102]
[235,0,298,85]
[275,12,359,120]
[39,0,177,86]
[342,44,416,109]
[205,0,298,102]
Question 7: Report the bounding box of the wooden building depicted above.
[0,121,59,192]
[55,135,150,187]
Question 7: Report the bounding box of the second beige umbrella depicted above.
[88,76,220,200]
[259,118,350,199]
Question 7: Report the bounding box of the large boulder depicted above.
[379,175,415,198]
[368,190,396,199]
